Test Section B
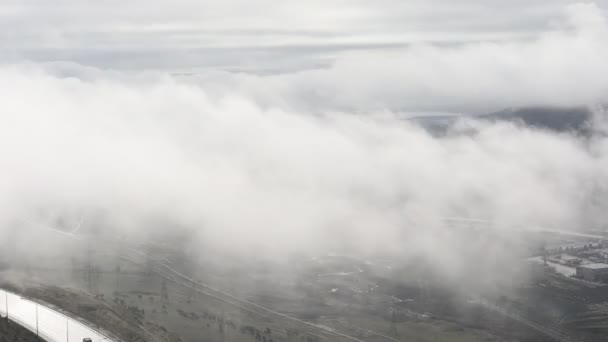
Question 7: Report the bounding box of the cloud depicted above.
[1,1,606,73]
[214,3,608,113]
[1,3,608,287]
[0,63,606,280]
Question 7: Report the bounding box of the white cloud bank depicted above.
[0,3,608,285]
[209,3,608,113]
[0,62,606,261]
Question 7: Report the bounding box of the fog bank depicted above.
[0,65,607,265]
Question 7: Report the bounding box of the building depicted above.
[576,263,608,282]
[551,254,582,266]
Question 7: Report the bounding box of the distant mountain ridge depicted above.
[410,106,594,136]
[480,106,592,133]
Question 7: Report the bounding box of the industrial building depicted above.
[576,263,608,282]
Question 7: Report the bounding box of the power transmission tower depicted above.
[70,257,78,280]
[114,262,121,294]
[160,277,169,314]
[186,282,196,303]
[161,278,169,301]
[84,241,99,296]
[389,308,398,336]
[219,310,225,342]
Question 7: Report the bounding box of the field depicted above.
[0,318,41,342]
[3,229,608,342]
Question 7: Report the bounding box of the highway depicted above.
[0,288,115,342]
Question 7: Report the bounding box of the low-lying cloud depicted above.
[0,63,606,263]
[1,3,608,288]
[209,3,608,113]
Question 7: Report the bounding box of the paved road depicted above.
[0,288,114,342]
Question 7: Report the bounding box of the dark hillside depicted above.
[0,318,40,342]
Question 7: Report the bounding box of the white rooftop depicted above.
[580,263,608,270]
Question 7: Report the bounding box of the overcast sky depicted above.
[1,0,606,72]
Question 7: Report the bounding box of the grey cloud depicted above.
[1,1,607,73]
[206,3,608,114]
[0,63,606,264]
